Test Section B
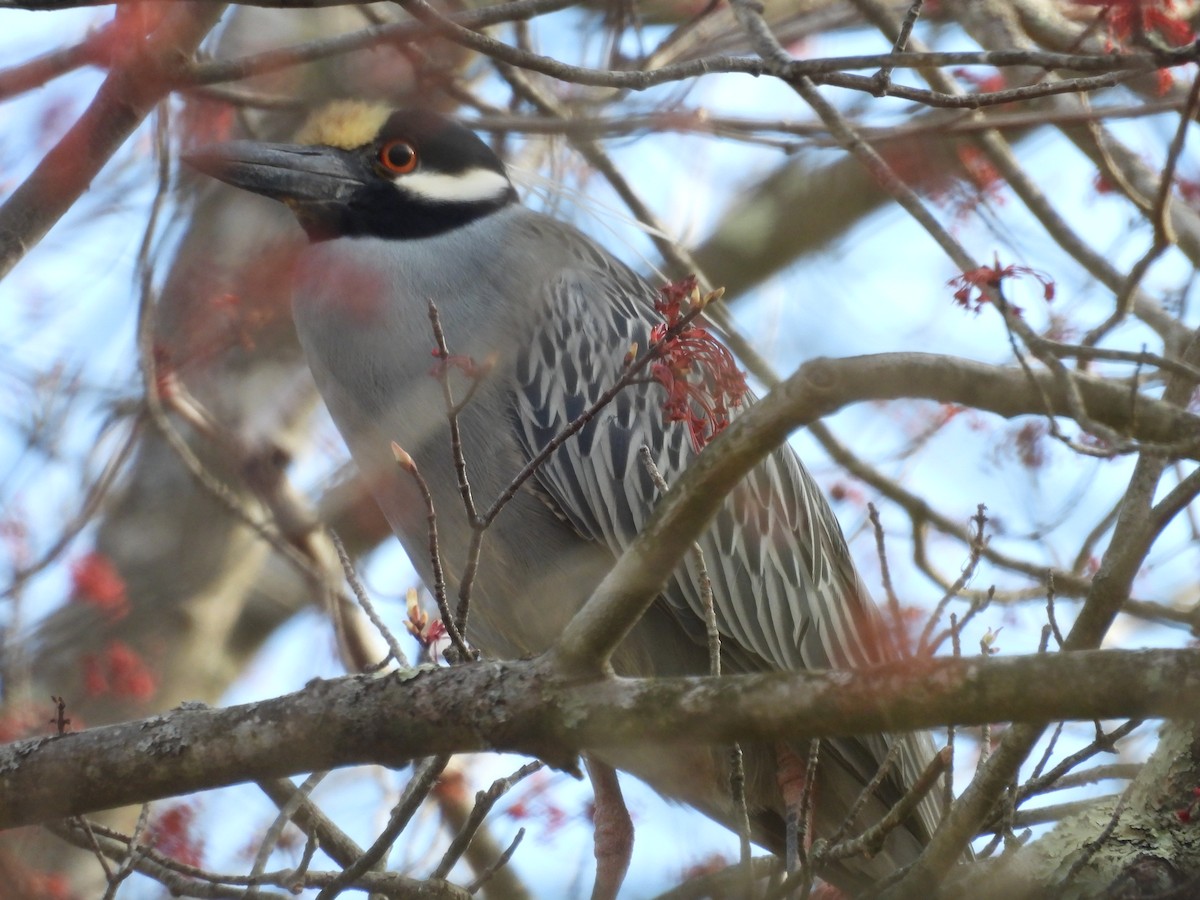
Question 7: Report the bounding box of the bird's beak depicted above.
[183,141,365,205]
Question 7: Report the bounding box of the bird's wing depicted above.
[511,263,894,675]
[512,260,943,853]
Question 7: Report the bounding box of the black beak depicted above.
[183,141,366,206]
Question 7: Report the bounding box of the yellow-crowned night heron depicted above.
[187,103,941,893]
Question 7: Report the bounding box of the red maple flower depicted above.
[957,146,1005,202]
[953,68,1008,94]
[81,655,108,698]
[1075,0,1194,46]
[424,618,448,645]
[949,256,1056,314]
[1177,176,1200,205]
[148,803,205,867]
[82,640,157,701]
[11,868,71,900]
[107,642,157,699]
[1013,420,1050,470]
[649,277,748,451]
[70,551,130,621]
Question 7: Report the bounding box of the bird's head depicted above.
[184,102,518,242]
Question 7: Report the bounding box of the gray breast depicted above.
[289,208,690,665]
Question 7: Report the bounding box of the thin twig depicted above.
[247,772,328,897]
[638,446,752,871]
[868,503,909,656]
[1083,69,1200,347]
[819,747,949,862]
[1045,576,1065,649]
[426,301,485,642]
[431,761,542,880]
[480,297,712,528]
[466,827,527,894]
[796,740,821,868]
[870,0,925,93]
[329,530,409,669]
[102,804,150,899]
[945,613,960,818]
[391,446,472,661]
[918,505,989,653]
[314,755,450,900]
[825,739,903,849]
[257,777,366,870]
[1015,721,1142,806]
[75,815,114,883]
[428,302,482,523]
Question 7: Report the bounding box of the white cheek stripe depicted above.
[396,168,512,203]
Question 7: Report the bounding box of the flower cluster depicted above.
[949,256,1056,314]
[405,587,449,657]
[1075,0,1193,47]
[148,803,205,868]
[70,550,130,621]
[82,640,157,701]
[648,276,748,451]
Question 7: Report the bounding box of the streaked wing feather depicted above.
[511,262,889,675]
[511,254,943,850]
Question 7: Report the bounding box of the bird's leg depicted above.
[777,742,819,875]
[585,756,633,900]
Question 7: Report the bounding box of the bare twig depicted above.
[945,613,961,819]
[314,755,451,900]
[466,826,526,894]
[868,503,909,656]
[0,28,103,101]
[391,445,472,661]
[918,505,989,654]
[1084,70,1200,347]
[481,294,713,530]
[101,804,150,900]
[246,772,328,898]
[639,446,752,871]
[330,530,409,669]
[820,748,949,862]
[426,302,485,641]
[1016,721,1142,806]
[870,0,926,93]
[825,739,903,850]
[431,760,542,880]
[257,777,365,869]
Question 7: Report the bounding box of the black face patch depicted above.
[187,110,519,243]
[310,110,517,242]
[378,110,508,181]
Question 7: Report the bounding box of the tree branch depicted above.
[1,648,1198,831]
[0,1,225,279]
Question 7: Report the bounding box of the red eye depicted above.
[379,139,418,174]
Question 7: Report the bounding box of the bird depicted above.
[187,102,942,893]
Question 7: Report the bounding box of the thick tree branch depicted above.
[1,648,1198,831]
